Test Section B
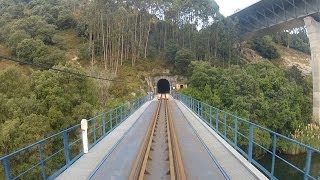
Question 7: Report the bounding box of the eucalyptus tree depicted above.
[71,0,246,75]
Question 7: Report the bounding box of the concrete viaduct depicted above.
[231,0,320,124]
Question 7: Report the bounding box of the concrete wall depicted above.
[175,84,188,90]
[152,75,187,94]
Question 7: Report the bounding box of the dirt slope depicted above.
[242,44,311,75]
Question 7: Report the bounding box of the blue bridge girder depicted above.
[231,0,320,39]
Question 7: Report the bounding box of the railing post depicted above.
[191,98,193,111]
[109,111,113,130]
[81,119,89,154]
[93,119,96,142]
[120,106,123,122]
[203,104,205,119]
[102,113,106,136]
[224,113,227,138]
[199,102,202,118]
[303,150,312,180]
[63,131,70,165]
[39,143,46,179]
[126,104,129,118]
[123,106,127,120]
[215,108,219,130]
[130,102,133,114]
[197,101,200,115]
[115,108,118,125]
[3,158,11,180]
[209,106,213,127]
[136,99,139,109]
[132,102,135,113]
[271,134,277,178]
[234,118,238,147]
[193,99,195,111]
[248,124,254,163]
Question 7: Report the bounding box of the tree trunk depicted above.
[144,21,151,59]
[121,33,124,65]
[137,14,142,60]
[89,26,94,71]
[164,22,167,50]
[101,14,107,70]
[132,14,138,66]
[115,35,120,75]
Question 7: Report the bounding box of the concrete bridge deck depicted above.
[56,97,267,180]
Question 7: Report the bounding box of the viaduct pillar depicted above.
[304,16,320,125]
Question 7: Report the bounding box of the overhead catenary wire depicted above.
[0,55,121,82]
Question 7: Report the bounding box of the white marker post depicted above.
[81,119,89,154]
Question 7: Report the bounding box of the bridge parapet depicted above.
[174,93,320,179]
[0,95,152,180]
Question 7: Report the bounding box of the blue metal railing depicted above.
[0,95,152,180]
[174,93,320,180]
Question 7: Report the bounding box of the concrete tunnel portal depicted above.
[157,79,170,94]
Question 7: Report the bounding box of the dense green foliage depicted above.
[181,62,314,154]
[252,36,281,60]
[174,48,194,75]
[74,0,242,74]
[182,62,312,136]
[0,0,77,66]
[0,0,241,155]
[0,65,97,156]
[0,0,242,74]
[0,0,316,176]
[273,28,311,54]
[165,41,178,65]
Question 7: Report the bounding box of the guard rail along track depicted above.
[130,97,186,180]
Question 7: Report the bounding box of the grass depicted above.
[242,41,311,75]
[0,44,33,75]
[55,29,87,61]
[278,123,320,155]
[109,58,167,99]
[276,45,311,75]
[0,44,15,70]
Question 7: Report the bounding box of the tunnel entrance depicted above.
[157,79,170,94]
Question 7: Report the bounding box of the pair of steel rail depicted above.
[130,98,186,180]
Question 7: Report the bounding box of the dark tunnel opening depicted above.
[157,79,170,94]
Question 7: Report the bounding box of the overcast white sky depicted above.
[215,0,260,16]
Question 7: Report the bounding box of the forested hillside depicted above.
[0,0,318,158]
[0,0,239,155]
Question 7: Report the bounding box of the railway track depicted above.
[130,97,186,180]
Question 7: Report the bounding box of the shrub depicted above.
[252,36,281,59]
[165,41,178,64]
[174,48,194,75]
